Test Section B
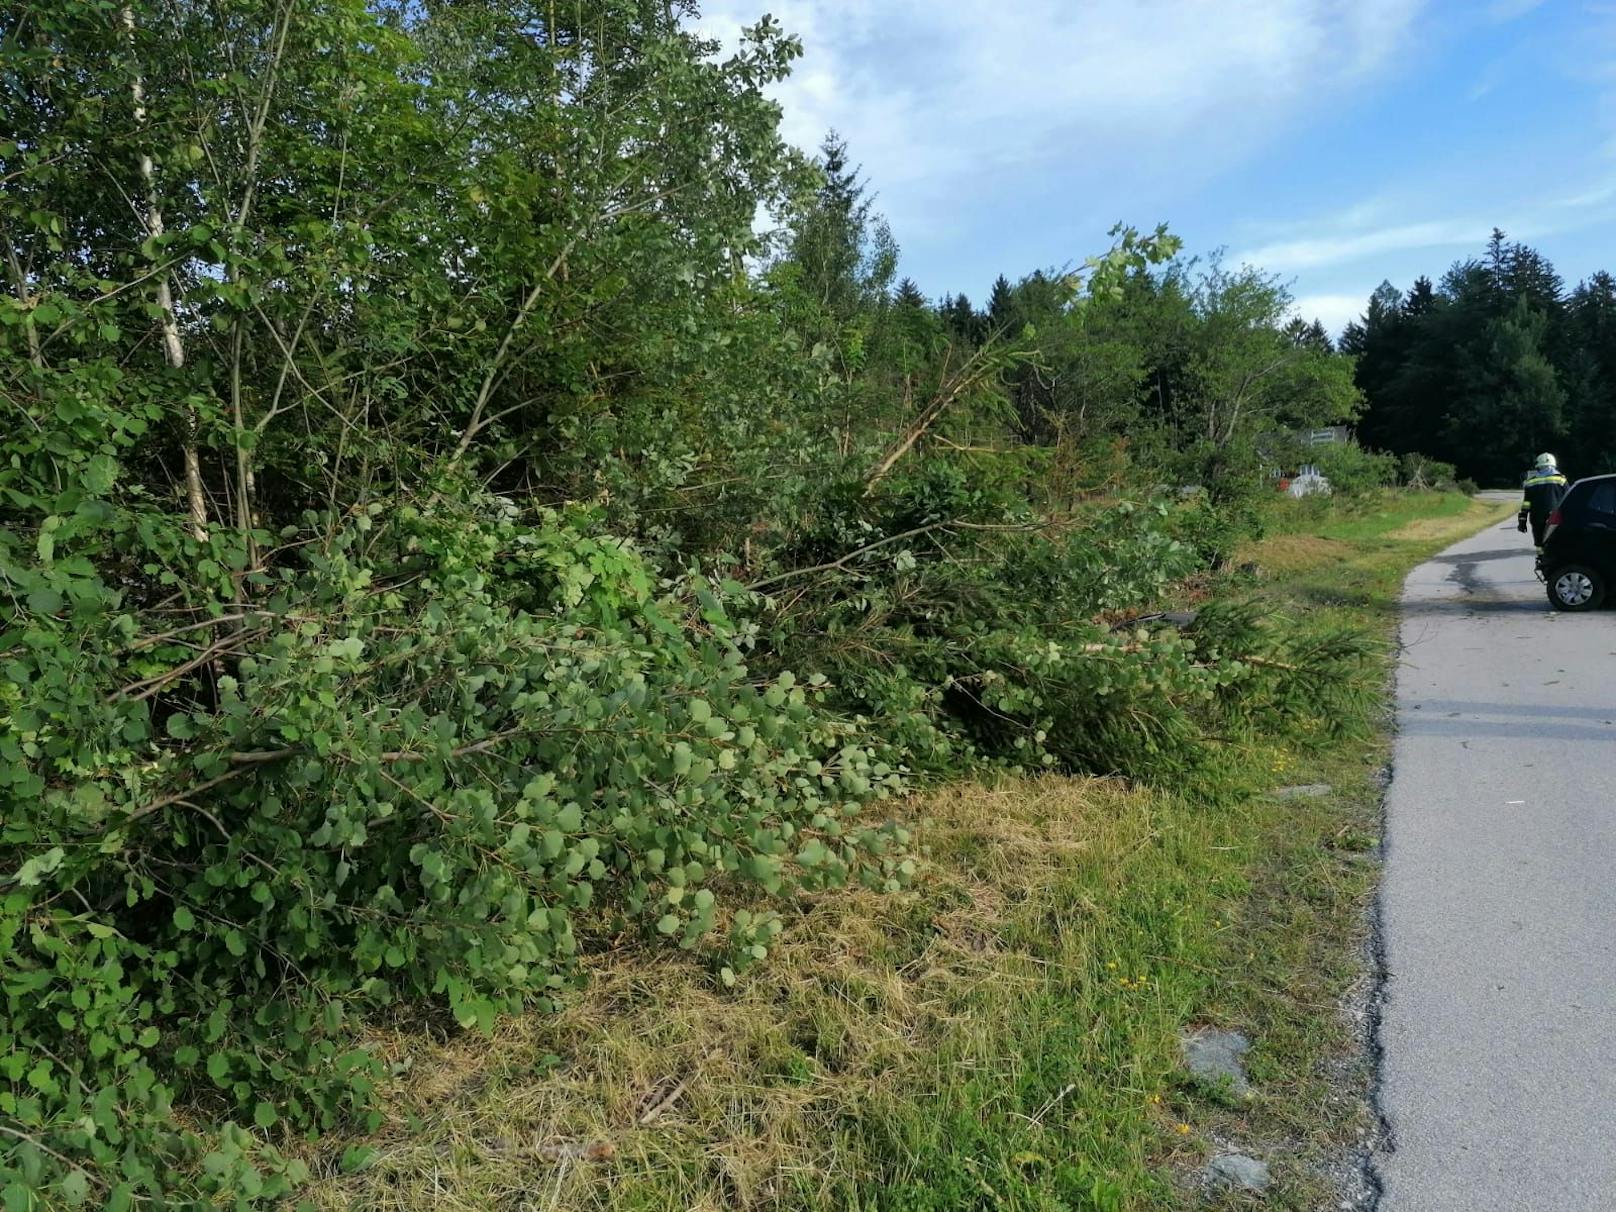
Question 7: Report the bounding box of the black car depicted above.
[1539,473,1616,611]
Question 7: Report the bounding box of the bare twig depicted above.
[864,341,1011,493]
[744,521,1046,593]
[110,631,264,701]
[636,1074,692,1126]
[445,237,582,472]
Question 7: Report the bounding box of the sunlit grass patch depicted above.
[302,776,1253,1210]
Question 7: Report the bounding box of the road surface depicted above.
[1377,506,1616,1210]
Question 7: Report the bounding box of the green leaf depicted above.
[81,454,118,494]
[173,905,196,931]
[254,1101,278,1129]
[12,846,64,887]
[58,1171,90,1207]
[224,929,247,957]
[207,1053,230,1082]
[35,515,59,563]
[25,1061,54,1094]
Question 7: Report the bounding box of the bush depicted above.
[1165,492,1264,571]
[1396,453,1461,492]
[0,0,1383,1197]
[2,500,916,1204]
[1310,443,1398,497]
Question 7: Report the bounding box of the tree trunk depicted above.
[1,229,42,370]
[123,4,208,543]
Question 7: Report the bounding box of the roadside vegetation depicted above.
[1,1,1508,1207]
[304,492,1514,1212]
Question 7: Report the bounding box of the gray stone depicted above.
[1181,1028,1252,1095]
[1206,1153,1271,1191]
[1274,783,1333,800]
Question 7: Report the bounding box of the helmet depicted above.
[1535,452,1557,469]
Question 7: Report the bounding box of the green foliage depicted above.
[3,503,912,1202]
[1396,452,1461,492]
[0,0,1381,1200]
[1309,443,1399,497]
[1348,229,1616,481]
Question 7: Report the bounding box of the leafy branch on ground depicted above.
[2,1,1439,1204]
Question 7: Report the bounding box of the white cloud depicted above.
[692,1,1428,236]
[1289,292,1369,337]
[1235,171,1616,276]
[1237,219,1497,273]
[1553,180,1616,209]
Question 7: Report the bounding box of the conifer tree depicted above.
[987,273,1015,331]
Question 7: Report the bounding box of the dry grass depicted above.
[302,778,1211,1211]
[295,491,1504,1212]
[1380,506,1509,542]
[1245,495,1514,575]
[1239,534,1353,576]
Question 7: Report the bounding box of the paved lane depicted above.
[1377,510,1616,1211]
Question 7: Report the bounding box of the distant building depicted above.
[1302,426,1350,447]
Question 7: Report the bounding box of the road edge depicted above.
[1360,496,1522,1209]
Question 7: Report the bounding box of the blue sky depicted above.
[693,0,1616,334]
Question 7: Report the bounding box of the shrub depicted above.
[1310,443,1398,497]
[1397,453,1461,492]
[2,501,914,1204]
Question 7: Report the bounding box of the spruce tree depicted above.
[941,292,981,343]
[1566,273,1616,471]
[1403,276,1438,317]
[987,274,1015,331]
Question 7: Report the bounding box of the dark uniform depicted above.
[1518,463,1568,547]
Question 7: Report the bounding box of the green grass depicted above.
[301,491,1512,1212]
[1263,487,1486,542]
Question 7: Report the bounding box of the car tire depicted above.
[1546,564,1607,612]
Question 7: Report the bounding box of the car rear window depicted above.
[1573,480,1616,516]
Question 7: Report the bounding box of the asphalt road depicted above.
[1377,505,1616,1211]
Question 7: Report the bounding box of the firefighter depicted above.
[1518,453,1568,548]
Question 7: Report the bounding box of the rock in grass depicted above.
[1205,1153,1271,1191]
[1180,1029,1252,1096]
[1273,783,1332,799]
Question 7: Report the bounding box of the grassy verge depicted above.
[304,492,1514,1212]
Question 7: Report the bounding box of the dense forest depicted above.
[1,0,1431,1203]
[1345,229,1616,485]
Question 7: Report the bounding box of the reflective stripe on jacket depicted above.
[1521,468,1567,515]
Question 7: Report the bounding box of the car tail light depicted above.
[1548,508,1563,527]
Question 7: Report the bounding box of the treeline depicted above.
[2,1,1385,1203]
[1345,229,1616,484]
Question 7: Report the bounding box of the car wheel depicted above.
[1546,564,1607,612]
